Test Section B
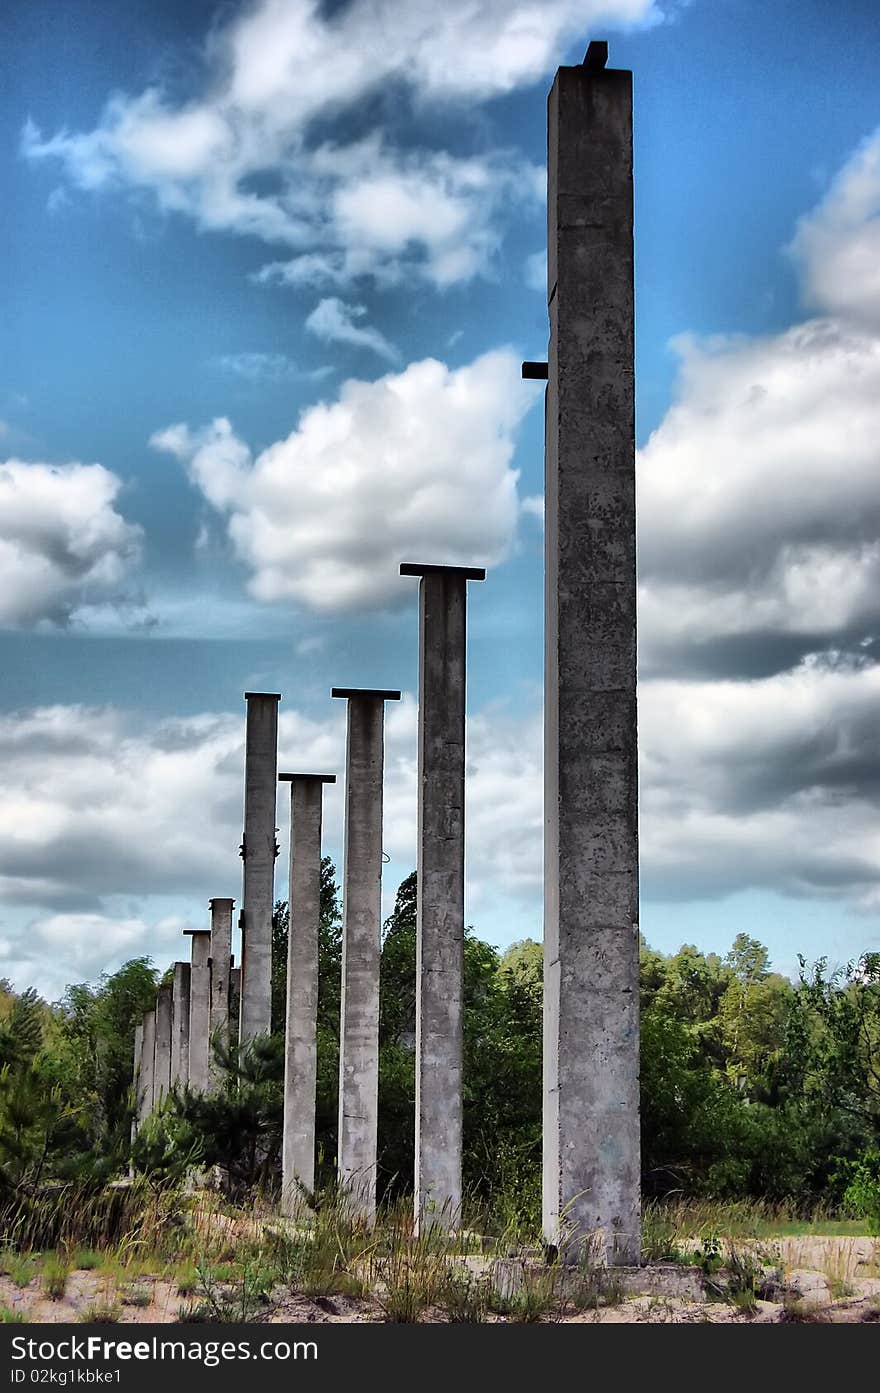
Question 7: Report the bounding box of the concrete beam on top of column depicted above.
[278,773,337,782]
[330,688,401,701]
[399,563,486,581]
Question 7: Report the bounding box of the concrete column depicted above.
[239,692,281,1044]
[171,961,191,1087]
[140,1009,156,1118]
[209,898,234,1085]
[331,687,401,1222]
[400,563,485,1230]
[278,772,336,1213]
[185,929,212,1092]
[229,965,241,1034]
[542,42,641,1265]
[154,986,173,1107]
[132,1023,144,1139]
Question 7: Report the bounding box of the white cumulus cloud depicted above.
[0,459,142,628]
[151,350,538,614]
[635,128,880,677]
[21,0,657,287]
[636,320,880,670]
[790,127,880,330]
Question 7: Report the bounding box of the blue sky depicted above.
[2,0,879,997]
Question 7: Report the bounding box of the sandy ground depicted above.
[2,1235,879,1324]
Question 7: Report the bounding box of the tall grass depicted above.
[641,1196,865,1248]
[0,1178,184,1254]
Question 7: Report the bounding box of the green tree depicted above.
[54,958,158,1169]
[789,953,880,1142]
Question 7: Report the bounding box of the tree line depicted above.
[1,860,878,1231]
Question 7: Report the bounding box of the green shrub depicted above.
[837,1150,880,1235]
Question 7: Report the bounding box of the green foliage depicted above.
[0,957,159,1190]
[184,1258,276,1322]
[164,1033,284,1198]
[41,1252,70,1300]
[130,1107,205,1190]
[835,1149,880,1234]
[788,954,880,1138]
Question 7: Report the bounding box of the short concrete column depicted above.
[542,45,641,1265]
[154,986,173,1107]
[140,1009,156,1118]
[331,687,401,1222]
[209,898,234,1085]
[171,962,191,1087]
[239,692,281,1044]
[185,929,212,1092]
[132,1023,144,1139]
[278,772,336,1213]
[400,562,485,1230]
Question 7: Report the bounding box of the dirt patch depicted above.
[3,1236,879,1324]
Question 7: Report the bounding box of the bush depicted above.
[837,1150,880,1235]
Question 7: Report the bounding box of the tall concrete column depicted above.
[278,772,336,1213]
[132,1023,144,1139]
[154,986,173,1107]
[140,1009,156,1118]
[542,41,640,1265]
[171,961,191,1087]
[400,562,485,1229]
[240,692,281,1044]
[209,898,234,1085]
[185,928,212,1092]
[331,687,400,1222]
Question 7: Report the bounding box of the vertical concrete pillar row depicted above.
[186,928,212,1092]
[239,693,281,1044]
[278,772,336,1214]
[331,687,401,1222]
[400,563,485,1230]
[154,986,173,1107]
[542,42,641,1265]
[171,961,191,1087]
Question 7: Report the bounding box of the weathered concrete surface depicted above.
[229,965,241,1032]
[171,961,191,1087]
[489,1259,704,1305]
[154,986,173,1107]
[140,1010,156,1117]
[132,1023,144,1138]
[400,562,485,1229]
[209,898,234,1085]
[279,773,335,1213]
[185,929,212,1092]
[240,693,281,1044]
[543,53,641,1264]
[332,688,400,1221]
